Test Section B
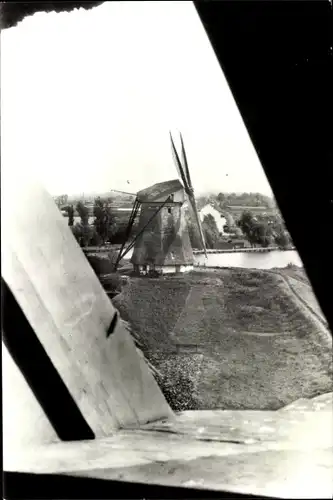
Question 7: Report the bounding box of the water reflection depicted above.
[194,249,303,269]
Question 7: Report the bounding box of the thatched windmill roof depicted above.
[137,180,183,203]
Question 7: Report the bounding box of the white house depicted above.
[199,204,227,234]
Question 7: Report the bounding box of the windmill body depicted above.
[131,179,194,275]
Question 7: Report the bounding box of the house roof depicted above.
[137,179,183,203]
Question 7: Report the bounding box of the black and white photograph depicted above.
[1,1,332,498]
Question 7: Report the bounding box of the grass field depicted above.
[113,267,332,411]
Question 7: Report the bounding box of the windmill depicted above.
[114,132,207,275]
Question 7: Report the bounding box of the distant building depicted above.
[199,204,227,234]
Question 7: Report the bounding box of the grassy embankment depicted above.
[113,267,332,411]
[275,266,328,326]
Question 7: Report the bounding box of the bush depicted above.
[71,223,101,247]
[86,254,116,276]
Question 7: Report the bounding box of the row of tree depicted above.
[187,209,292,250]
[54,194,69,207]
[64,198,117,247]
[193,192,292,250]
[60,193,291,250]
[216,191,276,209]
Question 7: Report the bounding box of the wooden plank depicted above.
[5,426,332,474]
[1,169,172,440]
[138,406,333,447]
[4,415,332,499]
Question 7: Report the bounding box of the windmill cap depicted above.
[137,179,183,202]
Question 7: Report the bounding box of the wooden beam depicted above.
[2,342,59,451]
[4,404,332,499]
[1,169,172,442]
[2,280,95,442]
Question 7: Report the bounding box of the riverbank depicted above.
[81,239,302,270]
[112,266,332,412]
[82,246,302,275]
[193,246,296,254]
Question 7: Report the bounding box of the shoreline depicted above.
[193,246,296,255]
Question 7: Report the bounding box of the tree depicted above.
[217,192,227,209]
[253,221,274,247]
[238,210,274,247]
[72,223,101,248]
[75,201,90,247]
[54,194,68,207]
[237,211,257,245]
[272,219,292,249]
[217,193,225,203]
[66,205,74,226]
[71,222,83,245]
[76,201,89,225]
[260,213,293,249]
[274,230,290,248]
[202,214,220,249]
[93,197,117,245]
[214,191,275,210]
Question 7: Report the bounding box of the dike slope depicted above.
[113,268,332,411]
[277,267,328,328]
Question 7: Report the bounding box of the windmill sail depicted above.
[187,194,207,256]
[170,132,189,190]
[180,132,193,191]
[170,132,207,257]
[179,133,207,256]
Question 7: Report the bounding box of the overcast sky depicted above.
[2,1,273,197]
